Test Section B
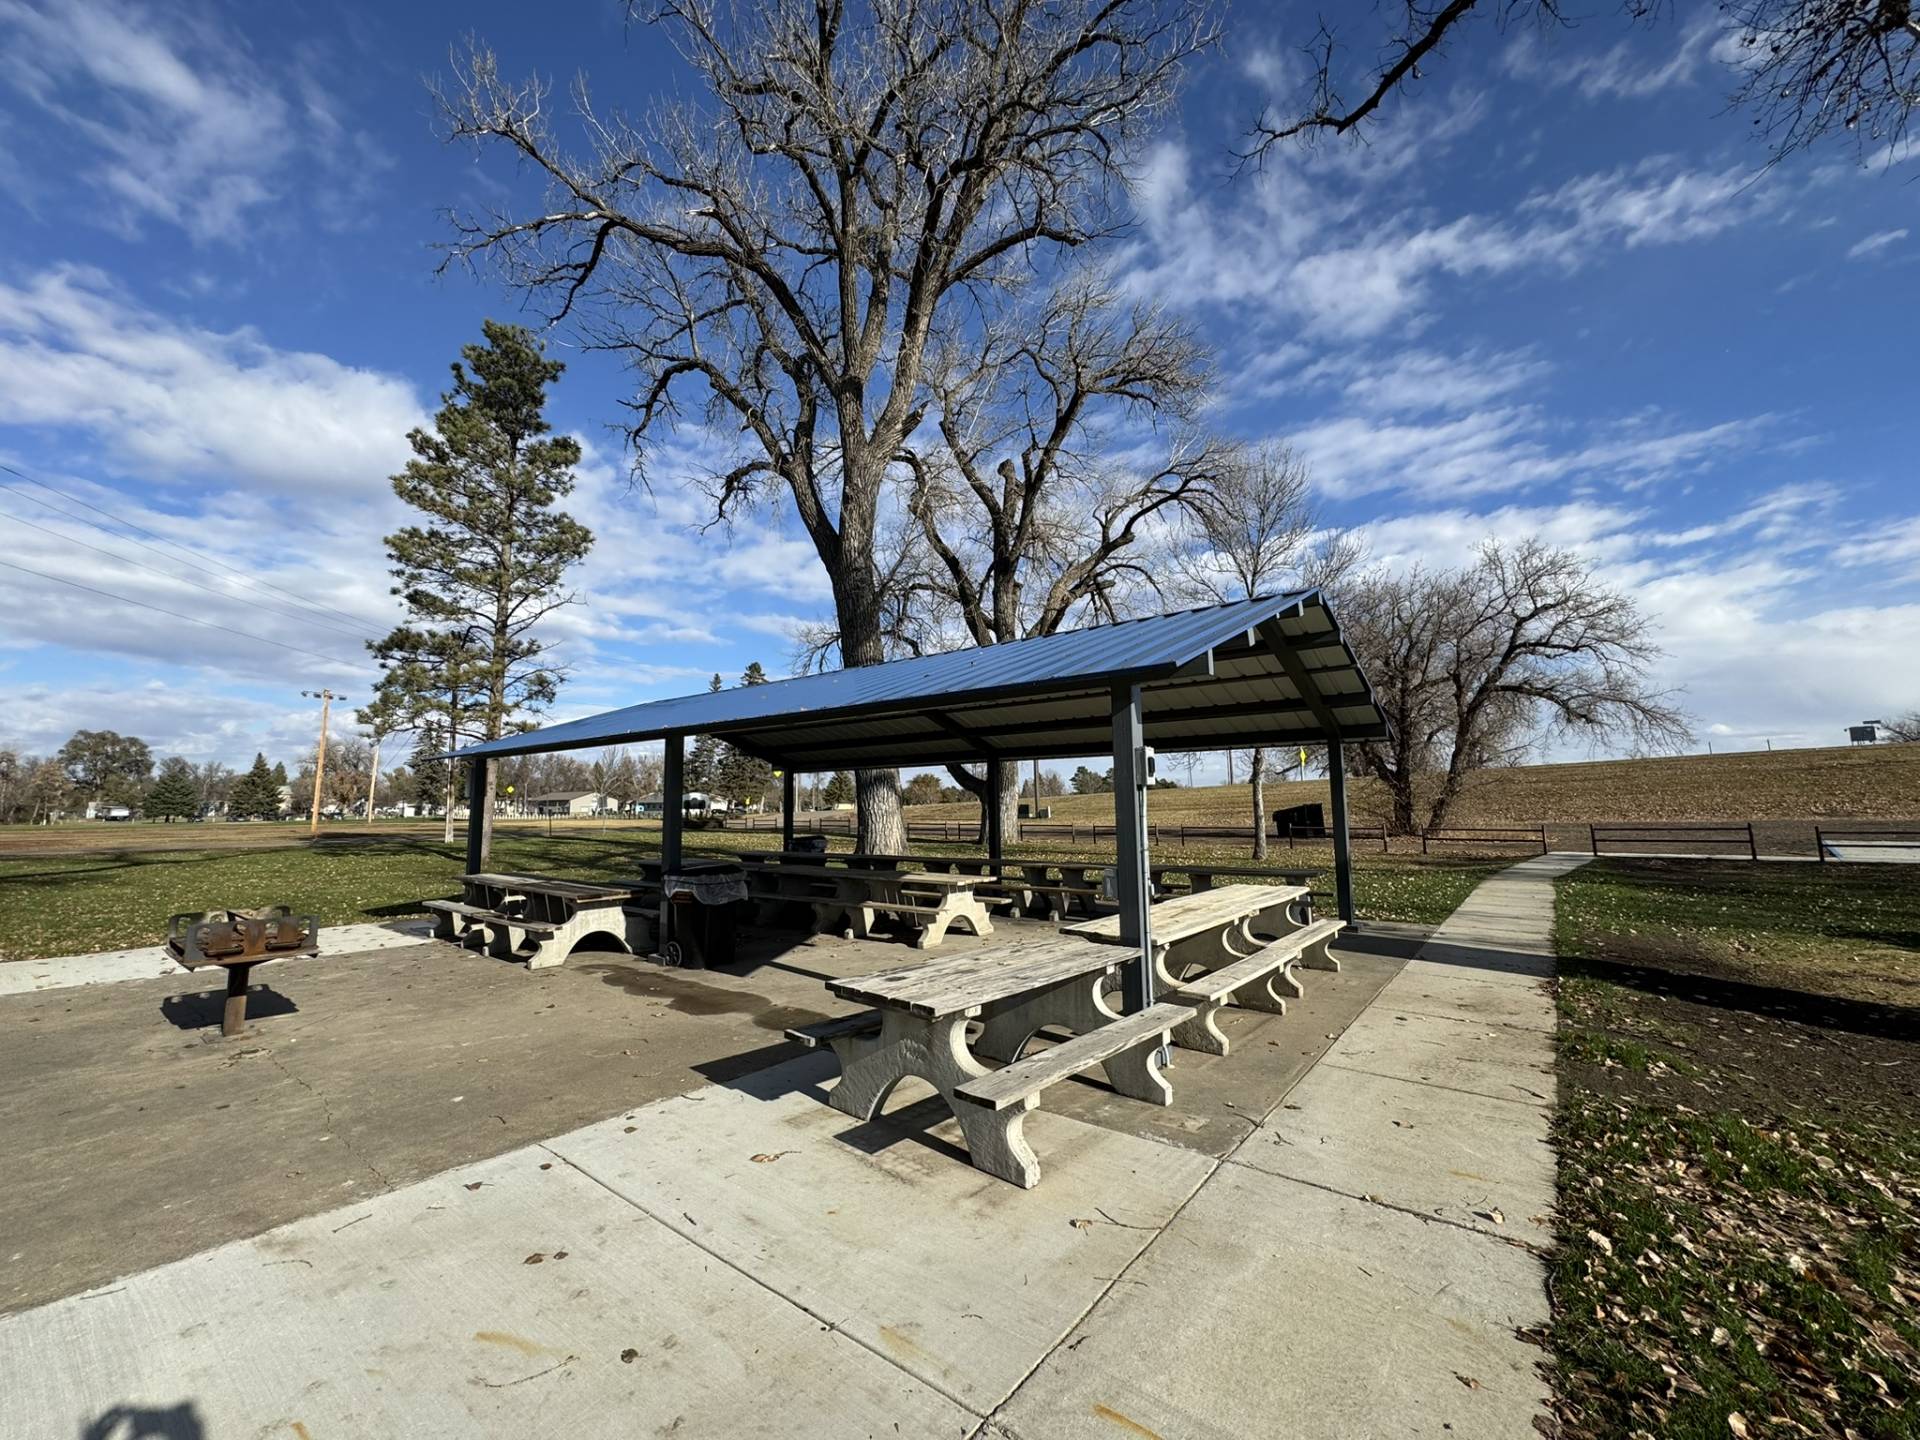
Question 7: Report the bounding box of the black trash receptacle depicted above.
[1272,803,1326,836]
[791,834,829,854]
[663,862,748,968]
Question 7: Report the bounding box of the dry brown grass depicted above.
[911,743,1920,836]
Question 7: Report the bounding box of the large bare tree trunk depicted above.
[837,563,905,854]
[1249,746,1268,861]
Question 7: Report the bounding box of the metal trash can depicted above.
[791,834,829,854]
[663,862,748,968]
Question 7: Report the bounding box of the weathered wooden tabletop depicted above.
[829,934,1122,1019]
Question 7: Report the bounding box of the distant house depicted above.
[635,794,666,817]
[84,802,135,822]
[526,790,615,817]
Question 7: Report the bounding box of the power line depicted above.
[0,460,378,634]
[0,557,368,669]
[0,503,374,645]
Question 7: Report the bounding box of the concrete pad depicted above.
[1237,1064,1558,1236]
[997,1163,1550,1440]
[0,1143,974,1440]
[0,920,438,996]
[546,1054,1217,1412]
[1320,1008,1556,1106]
[1378,967,1557,1033]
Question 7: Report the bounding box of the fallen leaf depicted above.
[463,1182,484,1192]
[1727,1413,1749,1438]
[620,1348,639,1364]
[750,1151,796,1164]
[1455,1373,1482,1391]
[1586,1228,1614,1256]
[523,1253,545,1265]
[1069,1218,1095,1231]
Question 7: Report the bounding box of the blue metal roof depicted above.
[448,591,1388,766]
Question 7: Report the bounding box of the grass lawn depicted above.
[1550,859,1920,1438]
[0,826,1501,960]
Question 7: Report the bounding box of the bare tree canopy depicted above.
[1342,538,1690,833]
[899,265,1224,830]
[438,0,1215,850]
[1168,440,1358,856]
[1247,1,1920,165]
[1883,709,1920,741]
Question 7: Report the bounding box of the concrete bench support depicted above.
[1167,920,1346,1056]
[952,1003,1194,1188]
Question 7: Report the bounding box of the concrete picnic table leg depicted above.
[824,1009,1042,1188]
[221,961,255,1038]
[971,975,1176,1099]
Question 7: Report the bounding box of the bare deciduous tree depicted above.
[1247,1,1918,165]
[437,0,1215,851]
[1169,441,1359,857]
[1342,539,1689,833]
[902,267,1225,835]
[1882,709,1920,741]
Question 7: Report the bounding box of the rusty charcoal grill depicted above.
[165,906,321,1037]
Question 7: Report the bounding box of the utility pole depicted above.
[302,689,340,835]
[365,733,382,822]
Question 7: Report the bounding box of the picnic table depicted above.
[736,850,1105,921]
[742,862,1004,948]
[1148,862,1319,902]
[788,934,1194,1188]
[1065,884,1345,1055]
[425,872,638,968]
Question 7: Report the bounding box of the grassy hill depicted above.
[906,743,1920,830]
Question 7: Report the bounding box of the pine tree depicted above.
[823,771,854,807]
[687,674,725,794]
[409,723,449,813]
[715,662,775,808]
[364,320,593,855]
[229,753,280,820]
[144,757,199,821]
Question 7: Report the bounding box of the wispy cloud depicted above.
[1502,11,1732,101]
[0,0,389,242]
[1846,228,1908,261]
[1127,148,1785,338]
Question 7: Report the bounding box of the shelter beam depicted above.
[1328,740,1354,924]
[1110,685,1154,1015]
[464,759,486,874]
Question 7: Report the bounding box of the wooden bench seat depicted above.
[950,1002,1194,1189]
[424,898,500,942]
[785,1011,884,1048]
[1164,920,1346,1054]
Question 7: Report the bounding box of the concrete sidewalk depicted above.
[0,920,437,997]
[0,867,1580,1438]
[994,853,1587,1439]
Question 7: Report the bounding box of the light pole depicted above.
[301,690,342,835]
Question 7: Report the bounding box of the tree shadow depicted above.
[1562,954,1919,1045]
[81,1401,205,1440]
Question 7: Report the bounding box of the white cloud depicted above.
[1503,12,1731,101]
[1126,147,1783,338]
[1846,228,1908,260]
[0,0,388,242]
[1290,403,1772,501]
[0,266,423,496]
[1339,497,1920,749]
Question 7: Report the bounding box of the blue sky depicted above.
[0,0,1914,778]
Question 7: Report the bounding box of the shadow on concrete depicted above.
[81,1401,204,1439]
[159,986,298,1031]
[1408,940,1553,981]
